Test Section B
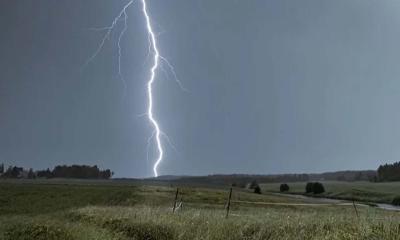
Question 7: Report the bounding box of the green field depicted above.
[261,181,400,204]
[1,180,400,240]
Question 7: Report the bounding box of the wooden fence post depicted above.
[225,187,233,218]
[352,199,359,218]
[173,188,179,213]
[179,197,183,211]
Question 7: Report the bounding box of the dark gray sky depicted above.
[1,0,400,177]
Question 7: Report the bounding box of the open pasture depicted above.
[261,181,400,204]
[1,180,400,240]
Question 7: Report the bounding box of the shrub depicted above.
[280,183,289,192]
[305,182,325,194]
[305,182,314,193]
[247,180,261,193]
[392,196,400,206]
[313,182,325,194]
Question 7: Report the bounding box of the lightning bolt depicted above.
[86,0,183,177]
[141,0,163,177]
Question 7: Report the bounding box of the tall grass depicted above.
[1,181,400,239]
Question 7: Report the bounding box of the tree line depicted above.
[377,161,400,181]
[0,164,113,179]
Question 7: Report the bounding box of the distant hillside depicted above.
[155,170,377,187]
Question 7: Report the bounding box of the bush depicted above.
[305,182,325,194]
[313,182,325,194]
[305,182,314,193]
[392,196,400,206]
[280,183,289,192]
[247,180,261,193]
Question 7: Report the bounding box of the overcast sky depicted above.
[1,0,400,177]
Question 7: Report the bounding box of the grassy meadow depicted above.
[1,180,400,240]
[261,181,400,204]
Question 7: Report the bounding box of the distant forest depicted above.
[1,161,400,182]
[158,162,400,186]
[378,162,400,181]
[0,164,112,179]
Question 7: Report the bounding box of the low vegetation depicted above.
[1,180,400,239]
[4,224,73,240]
[0,182,140,215]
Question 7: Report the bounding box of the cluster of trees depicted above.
[0,166,36,179]
[377,162,400,181]
[278,182,324,194]
[51,165,112,179]
[206,174,311,188]
[0,164,113,179]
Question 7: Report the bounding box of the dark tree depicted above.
[312,182,325,194]
[305,182,314,193]
[247,179,262,193]
[305,182,325,194]
[100,169,112,179]
[377,162,400,182]
[0,163,4,174]
[280,183,289,192]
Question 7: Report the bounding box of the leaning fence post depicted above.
[225,187,233,218]
[172,188,179,213]
[352,199,359,218]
